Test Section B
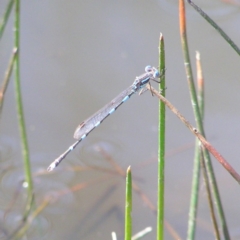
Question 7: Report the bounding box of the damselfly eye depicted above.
[154,70,160,78]
[145,65,152,72]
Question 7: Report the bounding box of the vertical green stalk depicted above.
[187,52,203,240]
[14,0,33,196]
[199,150,220,240]
[125,166,132,240]
[157,34,165,240]
[179,0,229,239]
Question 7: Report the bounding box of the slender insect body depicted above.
[47,66,160,171]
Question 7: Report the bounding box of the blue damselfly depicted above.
[47,66,160,171]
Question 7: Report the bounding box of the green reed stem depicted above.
[179,1,230,239]
[157,33,166,240]
[187,52,203,240]
[14,0,34,196]
[0,0,15,39]
[125,166,132,240]
[187,0,240,55]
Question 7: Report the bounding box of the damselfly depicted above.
[47,65,160,171]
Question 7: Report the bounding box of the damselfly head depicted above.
[145,65,152,72]
[145,65,159,79]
